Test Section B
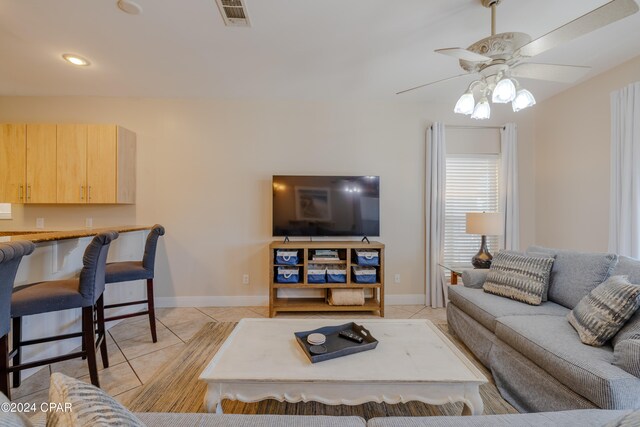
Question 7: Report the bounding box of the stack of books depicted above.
[312,250,339,261]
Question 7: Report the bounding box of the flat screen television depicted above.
[272,175,380,237]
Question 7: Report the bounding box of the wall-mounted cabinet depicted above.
[0,123,135,204]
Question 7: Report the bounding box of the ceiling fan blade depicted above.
[396,73,470,95]
[519,0,639,58]
[435,48,492,63]
[511,63,591,83]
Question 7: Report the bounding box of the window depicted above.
[443,155,500,266]
[0,203,10,220]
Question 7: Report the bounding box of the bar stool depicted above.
[0,241,35,400]
[102,225,165,343]
[8,231,118,396]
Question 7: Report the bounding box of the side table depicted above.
[438,263,474,285]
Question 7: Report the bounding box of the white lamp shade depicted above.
[466,212,504,236]
[454,92,475,115]
[471,98,490,120]
[512,88,536,112]
[492,78,516,103]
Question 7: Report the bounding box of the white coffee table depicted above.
[199,318,487,415]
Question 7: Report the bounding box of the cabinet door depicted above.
[26,124,57,203]
[0,124,26,203]
[87,125,117,203]
[56,124,88,203]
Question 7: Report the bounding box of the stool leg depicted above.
[12,317,21,388]
[147,279,157,343]
[82,306,100,388]
[96,295,109,369]
[1,334,10,400]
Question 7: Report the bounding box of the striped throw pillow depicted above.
[47,373,145,427]
[567,276,640,347]
[483,251,555,305]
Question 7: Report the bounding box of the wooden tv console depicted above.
[268,241,385,318]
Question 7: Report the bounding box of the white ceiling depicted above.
[1,0,639,104]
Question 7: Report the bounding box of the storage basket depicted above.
[327,264,347,283]
[275,250,299,265]
[307,264,326,284]
[328,288,365,306]
[352,266,377,284]
[354,250,379,266]
[276,267,299,283]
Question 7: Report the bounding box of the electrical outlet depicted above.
[85,218,93,228]
[36,218,44,229]
[242,274,250,285]
[394,273,401,284]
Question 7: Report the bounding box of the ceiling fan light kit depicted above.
[399,0,639,119]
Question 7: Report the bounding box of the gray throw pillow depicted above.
[47,373,145,427]
[567,275,640,347]
[613,338,640,377]
[0,391,33,427]
[482,251,555,305]
[605,410,640,427]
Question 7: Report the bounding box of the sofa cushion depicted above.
[135,413,366,427]
[613,339,640,378]
[483,251,555,305]
[48,373,145,427]
[527,246,618,309]
[448,286,569,333]
[605,410,640,427]
[567,276,640,346]
[612,257,640,347]
[367,410,629,427]
[0,391,33,427]
[495,315,640,409]
[461,269,489,289]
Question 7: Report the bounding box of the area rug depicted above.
[128,321,517,418]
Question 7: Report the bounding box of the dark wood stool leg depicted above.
[82,306,100,388]
[0,334,10,400]
[147,279,157,343]
[12,317,21,388]
[96,295,109,369]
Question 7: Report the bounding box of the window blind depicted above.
[444,155,500,266]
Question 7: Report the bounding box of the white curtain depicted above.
[500,123,520,251]
[610,82,640,258]
[425,123,447,308]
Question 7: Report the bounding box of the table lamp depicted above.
[465,212,503,269]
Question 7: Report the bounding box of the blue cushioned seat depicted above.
[105,261,152,282]
[11,280,84,317]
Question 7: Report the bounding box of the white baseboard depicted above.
[155,294,425,307]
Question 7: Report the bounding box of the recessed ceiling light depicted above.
[62,54,91,66]
[117,0,143,15]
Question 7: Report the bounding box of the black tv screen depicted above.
[272,175,380,237]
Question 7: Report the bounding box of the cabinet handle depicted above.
[19,185,23,201]
[88,186,92,201]
[26,185,31,201]
[80,185,85,200]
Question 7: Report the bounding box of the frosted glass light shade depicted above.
[471,97,490,120]
[492,78,516,103]
[512,88,536,112]
[466,212,504,236]
[454,92,475,115]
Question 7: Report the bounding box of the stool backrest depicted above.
[79,232,119,306]
[0,241,35,336]
[142,224,165,273]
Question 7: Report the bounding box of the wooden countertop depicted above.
[0,226,152,243]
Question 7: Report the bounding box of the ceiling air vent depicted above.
[215,0,251,27]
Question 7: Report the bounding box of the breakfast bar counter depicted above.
[0,225,152,243]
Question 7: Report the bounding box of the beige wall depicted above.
[534,55,640,251]
[0,97,535,304]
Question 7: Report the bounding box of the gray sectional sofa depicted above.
[448,246,640,413]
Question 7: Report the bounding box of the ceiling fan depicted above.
[397,0,639,119]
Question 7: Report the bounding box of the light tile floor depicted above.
[11,305,447,411]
